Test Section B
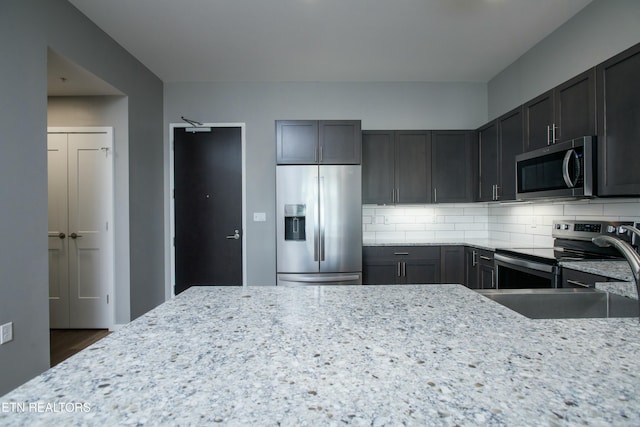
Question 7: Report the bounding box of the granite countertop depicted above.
[363,238,526,251]
[2,285,640,426]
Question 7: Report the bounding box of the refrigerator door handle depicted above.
[319,176,325,261]
[314,175,319,261]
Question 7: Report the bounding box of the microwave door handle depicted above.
[562,149,579,188]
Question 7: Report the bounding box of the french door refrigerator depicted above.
[276,165,362,285]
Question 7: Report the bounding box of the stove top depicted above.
[497,220,637,264]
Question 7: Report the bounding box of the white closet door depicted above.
[48,130,113,329]
[48,134,70,329]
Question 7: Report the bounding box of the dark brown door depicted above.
[174,127,242,294]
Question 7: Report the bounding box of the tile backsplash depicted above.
[363,198,640,245]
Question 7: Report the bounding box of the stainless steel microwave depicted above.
[516,136,595,200]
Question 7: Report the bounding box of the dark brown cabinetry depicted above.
[524,69,596,151]
[440,246,465,284]
[431,131,475,203]
[362,131,394,204]
[465,247,495,289]
[596,43,640,196]
[276,120,361,164]
[362,131,431,204]
[362,246,440,285]
[477,107,523,201]
[562,268,613,288]
[363,130,474,204]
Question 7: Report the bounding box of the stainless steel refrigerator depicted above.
[276,165,362,285]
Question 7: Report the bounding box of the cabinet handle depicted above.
[480,256,492,261]
[319,145,323,162]
[552,124,558,144]
[547,125,551,145]
[394,252,409,256]
[494,185,500,201]
[491,269,495,288]
[434,187,437,203]
[472,250,478,267]
[396,188,399,203]
[392,188,395,203]
[402,261,406,277]
[566,279,590,288]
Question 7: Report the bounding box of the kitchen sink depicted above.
[476,288,639,319]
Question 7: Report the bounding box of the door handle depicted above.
[69,232,82,239]
[49,232,66,239]
[226,230,240,240]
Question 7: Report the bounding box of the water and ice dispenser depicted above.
[284,204,306,241]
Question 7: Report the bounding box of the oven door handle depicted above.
[494,253,555,273]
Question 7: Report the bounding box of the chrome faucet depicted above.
[592,232,640,318]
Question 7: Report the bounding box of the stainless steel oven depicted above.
[494,220,635,289]
[495,251,560,289]
[516,136,595,200]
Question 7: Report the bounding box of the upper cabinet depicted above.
[524,69,596,151]
[276,120,361,164]
[362,130,431,204]
[477,107,523,202]
[363,130,474,204]
[431,130,475,203]
[596,43,640,196]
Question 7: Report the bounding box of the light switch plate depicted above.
[253,212,266,222]
[0,322,13,345]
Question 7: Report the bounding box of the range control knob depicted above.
[562,224,570,230]
[607,225,617,233]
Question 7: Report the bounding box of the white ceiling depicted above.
[65,0,594,85]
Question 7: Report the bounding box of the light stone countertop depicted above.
[2,285,640,426]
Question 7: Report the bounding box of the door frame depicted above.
[168,123,247,297]
[47,126,115,330]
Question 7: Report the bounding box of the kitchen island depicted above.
[2,285,640,426]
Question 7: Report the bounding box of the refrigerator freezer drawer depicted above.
[277,273,362,286]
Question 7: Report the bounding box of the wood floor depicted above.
[50,329,111,367]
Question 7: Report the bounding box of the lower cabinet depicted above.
[363,246,440,285]
[465,247,495,289]
[562,268,613,288]
[440,246,465,284]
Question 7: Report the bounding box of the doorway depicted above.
[171,124,246,294]
[47,127,114,329]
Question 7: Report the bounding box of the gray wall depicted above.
[0,0,163,395]
[48,96,131,326]
[164,81,487,285]
[488,0,640,119]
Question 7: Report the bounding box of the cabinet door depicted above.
[464,247,479,289]
[319,120,361,164]
[363,246,400,285]
[597,43,640,196]
[395,131,431,203]
[363,262,400,285]
[498,107,524,201]
[554,68,596,142]
[524,90,554,151]
[431,131,474,203]
[362,131,395,204]
[404,259,440,284]
[478,250,495,289]
[441,246,464,284]
[477,121,499,201]
[479,263,496,289]
[276,120,318,164]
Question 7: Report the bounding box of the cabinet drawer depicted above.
[363,246,440,261]
[562,268,613,288]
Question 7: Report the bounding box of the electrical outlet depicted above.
[0,322,13,345]
[253,212,266,222]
